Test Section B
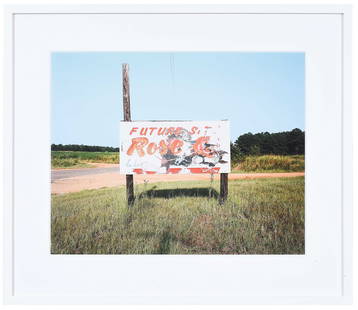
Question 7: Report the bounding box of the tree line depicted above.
[51,144,119,152]
[51,128,304,157]
[231,128,304,162]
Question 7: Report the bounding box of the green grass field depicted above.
[52,151,304,172]
[51,151,119,168]
[51,177,304,254]
[233,155,304,173]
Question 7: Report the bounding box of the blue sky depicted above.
[52,52,304,147]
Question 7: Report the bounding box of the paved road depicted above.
[51,166,119,182]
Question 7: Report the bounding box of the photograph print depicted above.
[51,52,305,254]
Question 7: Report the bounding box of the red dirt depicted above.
[53,163,118,170]
[51,171,304,194]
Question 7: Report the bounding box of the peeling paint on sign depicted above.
[120,121,230,175]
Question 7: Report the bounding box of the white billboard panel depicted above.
[120,120,230,175]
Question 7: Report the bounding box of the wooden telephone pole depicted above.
[122,64,134,206]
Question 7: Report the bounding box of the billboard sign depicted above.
[120,120,230,175]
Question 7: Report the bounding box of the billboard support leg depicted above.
[123,63,134,207]
[219,173,228,204]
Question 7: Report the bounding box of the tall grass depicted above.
[234,155,304,172]
[52,151,119,168]
[51,177,304,254]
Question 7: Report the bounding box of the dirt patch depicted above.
[87,163,119,168]
[51,171,304,194]
[52,163,119,170]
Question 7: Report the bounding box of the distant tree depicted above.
[230,142,244,164]
[51,144,119,152]
[234,132,260,155]
[249,144,261,155]
[233,128,304,158]
[287,128,305,155]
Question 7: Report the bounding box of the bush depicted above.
[235,155,304,172]
[51,151,119,168]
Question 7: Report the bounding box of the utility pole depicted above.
[122,64,134,207]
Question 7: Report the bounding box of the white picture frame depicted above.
[3,4,352,305]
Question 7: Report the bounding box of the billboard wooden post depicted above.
[122,64,134,207]
[219,173,228,204]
